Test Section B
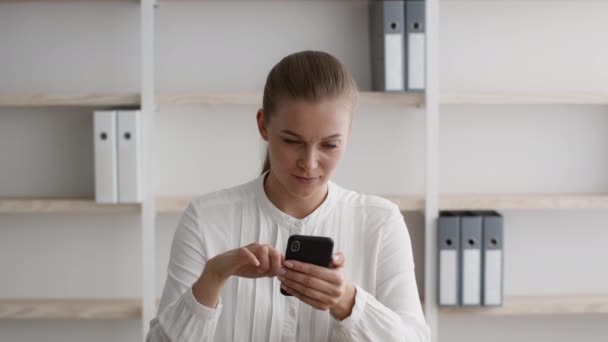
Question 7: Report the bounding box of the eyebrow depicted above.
[280,130,342,140]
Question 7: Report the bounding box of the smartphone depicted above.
[281,235,334,296]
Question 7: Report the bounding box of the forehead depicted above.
[271,98,351,137]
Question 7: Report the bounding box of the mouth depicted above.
[293,174,319,183]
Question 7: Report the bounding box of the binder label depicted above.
[408,32,426,89]
[439,249,458,305]
[384,33,404,91]
[463,249,481,305]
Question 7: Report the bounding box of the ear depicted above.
[257,109,269,142]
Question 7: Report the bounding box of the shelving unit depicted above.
[440,294,608,316]
[440,90,608,105]
[5,193,606,214]
[2,1,607,342]
[3,293,607,320]
[0,198,140,214]
[157,91,424,106]
[437,194,608,210]
[7,90,606,108]
[0,299,142,320]
[0,94,139,107]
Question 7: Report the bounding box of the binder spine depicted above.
[117,110,143,203]
[438,211,461,307]
[405,0,426,90]
[482,211,504,306]
[370,0,405,91]
[93,111,118,203]
[461,212,482,307]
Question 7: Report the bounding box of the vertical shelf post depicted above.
[141,0,156,340]
[424,0,440,341]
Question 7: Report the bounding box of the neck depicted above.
[263,171,328,220]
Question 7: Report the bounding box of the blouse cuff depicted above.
[333,283,369,331]
[184,286,223,318]
[158,287,223,340]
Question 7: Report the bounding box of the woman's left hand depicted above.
[278,252,356,320]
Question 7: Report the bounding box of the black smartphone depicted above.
[281,235,334,296]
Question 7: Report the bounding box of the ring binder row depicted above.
[93,110,143,204]
[369,0,426,92]
[438,210,504,307]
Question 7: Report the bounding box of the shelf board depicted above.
[156,196,193,214]
[157,91,424,107]
[0,198,140,214]
[441,91,608,105]
[382,195,426,211]
[157,194,426,214]
[4,194,603,214]
[440,294,608,316]
[0,298,141,320]
[0,94,140,107]
[157,193,608,214]
[3,294,605,319]
[3,91,605,107]
[157,91,607,106]
[439,194,608,210]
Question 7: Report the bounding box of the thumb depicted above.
[330,252,345,268]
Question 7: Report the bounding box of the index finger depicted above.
[283,259,343,285]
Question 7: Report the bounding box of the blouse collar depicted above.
[254,171,337,232]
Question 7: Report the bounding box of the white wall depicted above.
[0,1,607,341]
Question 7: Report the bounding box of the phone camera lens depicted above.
[290,240,300,252]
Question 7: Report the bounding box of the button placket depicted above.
[282,298,298,341]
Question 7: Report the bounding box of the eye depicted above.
[322,143,338,149]
[283,139,300,145]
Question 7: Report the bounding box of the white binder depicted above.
[93,111,118,203]
[405,0,426,90]
[481,211,504,306]
[438,211,460,306]
[117,110,143,203]
[461,212,482,306]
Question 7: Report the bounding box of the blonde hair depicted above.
[260,50,359,174]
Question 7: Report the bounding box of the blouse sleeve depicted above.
[331,208,431,341]
[146,203,223,342]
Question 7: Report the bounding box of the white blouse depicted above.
[146,173,430,342]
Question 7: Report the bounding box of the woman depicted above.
[147,51,430,341]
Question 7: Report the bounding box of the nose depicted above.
[298,147,318,171]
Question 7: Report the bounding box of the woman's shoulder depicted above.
[332,182,401,217]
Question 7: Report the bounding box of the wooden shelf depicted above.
[0,198,140,214]
[3,91,605,107]
[3,294,605,319]
[156,196,193,214]
[156,194,426,214]
[439,194,608,210]
[440,294,608,316]
[157,193,608,214]
[382,195,426,211]
[441,91,608,105]
[4,194,604,214]
[0,299,141,320]
[0,94,139,107]
[157,91,425,107]
[158,91,607,106]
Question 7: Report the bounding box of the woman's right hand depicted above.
[193,243,283,308]
[207,243,284,282]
